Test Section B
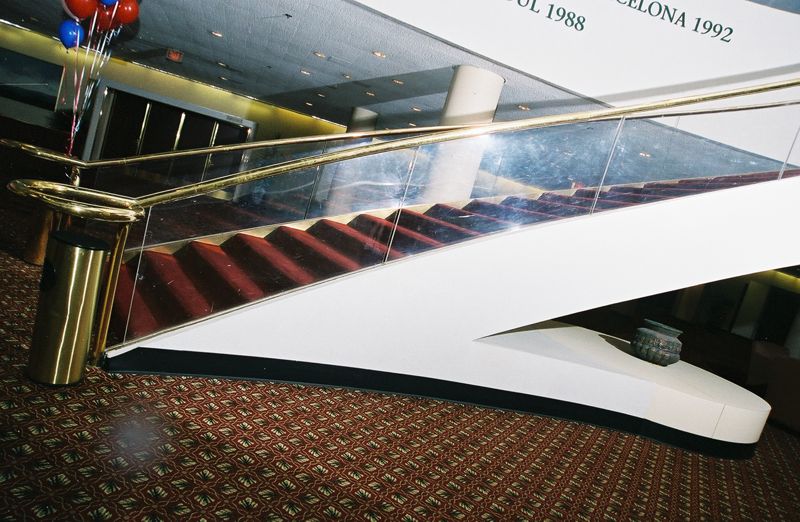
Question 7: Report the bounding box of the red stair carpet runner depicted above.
[110,169,800,344]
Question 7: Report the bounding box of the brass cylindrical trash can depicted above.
[27,231,109,385]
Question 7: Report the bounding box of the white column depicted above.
[421,65,505,203]
[440,65,506,126]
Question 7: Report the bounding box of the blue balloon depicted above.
[99,0,118,6]
[58,19,84,49]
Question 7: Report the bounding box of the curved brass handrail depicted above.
[4,78,799,172]
[7,179,144,222]
[138,77,800,207]
[0,140,87,167]
[0,123,473,169]
[10,75,794,362]
[9,76,800,216]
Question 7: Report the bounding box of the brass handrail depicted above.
[7,179,144,222]
[0,123,472,169]
[130,78,800,207]
[8,75,799,363]
[9,77,800,213]
[3,79,799,172]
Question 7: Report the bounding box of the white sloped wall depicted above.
[119,177,800,374]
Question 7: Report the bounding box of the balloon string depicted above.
[77,10,116,135]
[71,12,95,144]
[67,3,126,156]
[79,10,97,92]
[67,46,80,159]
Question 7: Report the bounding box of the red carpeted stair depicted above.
[109,168,795,343]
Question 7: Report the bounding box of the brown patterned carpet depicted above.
[1,200,800,520]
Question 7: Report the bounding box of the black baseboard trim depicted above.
[105,348,757,459]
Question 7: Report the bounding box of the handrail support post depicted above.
[89,223,130,365]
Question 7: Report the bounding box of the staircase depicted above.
[109,169,799,344]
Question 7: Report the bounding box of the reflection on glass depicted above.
[114,149,415,343]
[105,105,800,346]
[599,108,799,206]
[388,122,622,251]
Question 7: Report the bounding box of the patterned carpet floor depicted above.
[1,202,800,520]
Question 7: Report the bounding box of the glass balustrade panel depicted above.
[85,142,330,198]
[84,135,422,198]
[599,104,800,206]
[74,210,151,347]
[388,120,623,251]
[114,148,416,344]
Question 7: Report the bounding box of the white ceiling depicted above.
[0,0,602,128]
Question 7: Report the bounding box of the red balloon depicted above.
[115,0,139,25]
[96,5,120,31]
[63,0,97,20]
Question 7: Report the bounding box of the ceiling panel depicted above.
[0,0,601,129]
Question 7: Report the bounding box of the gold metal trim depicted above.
[90,223,130,365]
[137,77,800,208]
[26,234,109,385]
[0,138,85,167]
[3,78,798,173]
[7,179,144,222]
[7,77,800,217]
[0,125,466,169]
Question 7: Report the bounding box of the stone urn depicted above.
[631,319,682,366]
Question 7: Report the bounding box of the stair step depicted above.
[609,186,644,194]
[424,204,514,233]
[538,192,632,210]
[463,200,559,224]
[138,251,213,324]
[221,233,317,294]
[502,196,587,216]
[573,189,669,203]
[387,209,480,244]
[348,214,442,254]
[177,241,266,309]
[307,219,403,265]
[110,166,792,345]
[267,226,362,278]
[644,183,705,191]
[110,263,161,341]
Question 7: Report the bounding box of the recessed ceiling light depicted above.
[411,106,422,112]
[392,79,404,85]
[219,76,228,81]
[305,102,313,107]
[313,51,326,59]
[217,61,228,68]
[408,123,417,127]
[210,31,223,38]
[300,69,311,76]
[372,50,387,58]
[365,91,376,97]
[316,93,326,98]
[517,104,531,111]
[342,73,352,80]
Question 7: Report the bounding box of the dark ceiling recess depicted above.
[0,0,600,128]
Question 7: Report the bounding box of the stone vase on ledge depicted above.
[631,319,682,366]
